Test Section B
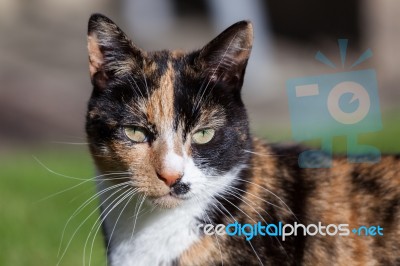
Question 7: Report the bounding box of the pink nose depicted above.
[157,171,182,187]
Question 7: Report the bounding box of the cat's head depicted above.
[86,14,253,208]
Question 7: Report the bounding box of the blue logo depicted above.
[286,39,382,168]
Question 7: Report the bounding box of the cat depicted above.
[85,13,400,266]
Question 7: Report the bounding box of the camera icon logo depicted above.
[286,40,382,168]
[327,81,370,125]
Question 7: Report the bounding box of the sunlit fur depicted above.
[86,14,400,266]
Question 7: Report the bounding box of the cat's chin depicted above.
[148,194,184,209]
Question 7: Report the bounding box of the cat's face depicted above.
[86,14,253,208]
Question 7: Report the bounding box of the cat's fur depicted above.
[86,14,400,266]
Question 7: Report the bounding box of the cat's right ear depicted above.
[87,14,144,89]
[196,20,253,90]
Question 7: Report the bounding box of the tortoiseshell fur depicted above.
[86,14,400,266]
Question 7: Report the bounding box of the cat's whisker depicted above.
[130,193,147,243]
[102,170,132,174]
[33,155,131,182]
[214,193,264,265]
[226,184,293,218]
[208,184,273,228]
[37,179,95,204]
[199,74,222,108]
[242,149,289,157]
[105,189,138,257]
[212,191,256,224]
[36,173,131,203]
[205,183,272,224]
[57,184,129,266]
[127,74,144,98]
[234,178,299,222]
[47,141,90,145]
[33,155,92,181]
[96,176,133,182]
[68,183,100,205]
[215,186,290,260]
[192,77,209,115]
[194,71,221,112]
[200,189,267,265]
[202,191,237,224]
[125,104,142,118]
[191,195,216,266]
[207,193,273,264]
[140,69,150,99]
[217,186,268,222]
[88,188,138,266]
[57,181,131,257]
[71,179,127,207]
[206,189,249,225]
[196,197,220,266]
[212,189,267,266]
[248,240,265,266]
[131,192,145,219]
[83,188,131,266]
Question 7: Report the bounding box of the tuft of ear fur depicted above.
[87,13,144,89]
[197,21,253,89]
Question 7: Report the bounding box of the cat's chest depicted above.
[97,180,203,266]
[110,207,200,266]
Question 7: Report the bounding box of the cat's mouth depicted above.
[149,193,185,208]
[147,179,192,208]
[148,183,194,208]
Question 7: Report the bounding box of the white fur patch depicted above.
[96,161,245,266]
[163,151,184,174]
[163,133,184,173]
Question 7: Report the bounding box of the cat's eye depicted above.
[192,129,215,144]
[124,126,148,143]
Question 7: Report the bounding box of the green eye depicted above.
[124,126,148,143]
[192,129,215,144]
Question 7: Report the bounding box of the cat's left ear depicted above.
[197,21,253,89]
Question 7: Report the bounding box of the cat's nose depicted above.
[157,171,182,187]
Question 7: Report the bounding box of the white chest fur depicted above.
[96,180,203,266]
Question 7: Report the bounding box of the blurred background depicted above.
[0,0,399,265]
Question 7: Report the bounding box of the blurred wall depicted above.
[0,0,399,148]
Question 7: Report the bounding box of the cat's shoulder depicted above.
[251,137,306,164]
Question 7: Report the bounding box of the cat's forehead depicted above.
[143,56,175,132]
[126,50,223,134]
[143,50,191,78]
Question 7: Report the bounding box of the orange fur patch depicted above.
[87,34,103,78]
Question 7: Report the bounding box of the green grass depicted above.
[0,111,399,266]
[258,109,400,153]
[0,148,106,266]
